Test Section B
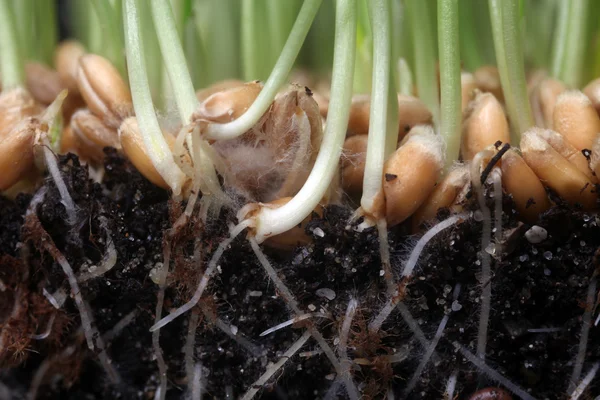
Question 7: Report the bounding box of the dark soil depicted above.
[1,150,599,400]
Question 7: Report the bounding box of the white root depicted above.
[184,312,200,399]
[207,313,263,357]
[153,242,172,400]
[444,370,458,400]
[401,213,469,279]
[150,220,250,332]
[370,213,468,334]
[324,377,343,400]
[77,217,117,282]
[568,276,597,393]
[41,141,78,225]
[377,218,396,297]
[249,238,357,395]
[471,153,493,361]
[403,284,461,396]
[259,313,328,337]
[191,363,204,400]
[491,168,503,246]
[453,342,537,400]
[43,288,66,309]
[527,327,563,333]
[103,310,138,342]
[569,362,600,400]
[368,298,396,333]
[239,331,312,400]
[338,299,359,400]
[55,255,95,351]
[29,314,56,340]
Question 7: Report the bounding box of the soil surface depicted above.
[1,150,599,399]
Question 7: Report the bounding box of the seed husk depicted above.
[553,90,600,152]
[77,54,133,129]
[71,109,121,162]
[474,65,504,103]
[341,134,367,196]
[461,91,510,161]
[583,77,600,117]
[529,75,568,129]
[531,127,595,181]
[521,129,596,209]
[119,117,173,189]
[0,118,37,190]
[500,148,550,222]
[0,88,42,140]
[195,79,245,103]
[193,81,263,124]
[55,40,86,93]
[461,72,477,112]
[412,164,470,230]
[25,62,64,106]
[383,125,444,227]
[346,94,433,141]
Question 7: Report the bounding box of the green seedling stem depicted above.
[438,0,461,169]
[361,0,391,215]
[405,0,440,125]
[204,0,322,141]
[0,0,24,89]
[488,0,533,140]
[123,0,186,195]
[551,0,590,88]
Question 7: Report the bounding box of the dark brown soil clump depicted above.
[1,150,599,399]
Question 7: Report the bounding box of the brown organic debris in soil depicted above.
[1,150,599,399]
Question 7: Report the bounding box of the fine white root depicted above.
[370,213,468,335]
[401,213,469,279]
[191,363,203,400]
[29,314,56,340]
[377,218,396,297]
[472,156,493,361]
[527,327,563,333]
[568,276,597,393]
[369,300,441,365]
[43,288,66,309]
[491,168,503,247]
[404,284,461,396]
[300,349,324,358]
[338,298,359,400]
[240,331,312,400]
[249,237,353,393]
[103,310,138,342]
[248,237,302,313]
[55,254,95,351]
[184,312,200,399]
[569,362,600,400]
[386,387,395,400]
[260,313,329,337]
[205,311,263,357]
[78,217,117,282]
[41,140,78,226]
[444,370,459,400]
[324,377,343,400]
[453,342,537,400]
[150,220,251,332]
[368,298,396,333]
[153,241,173,400]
